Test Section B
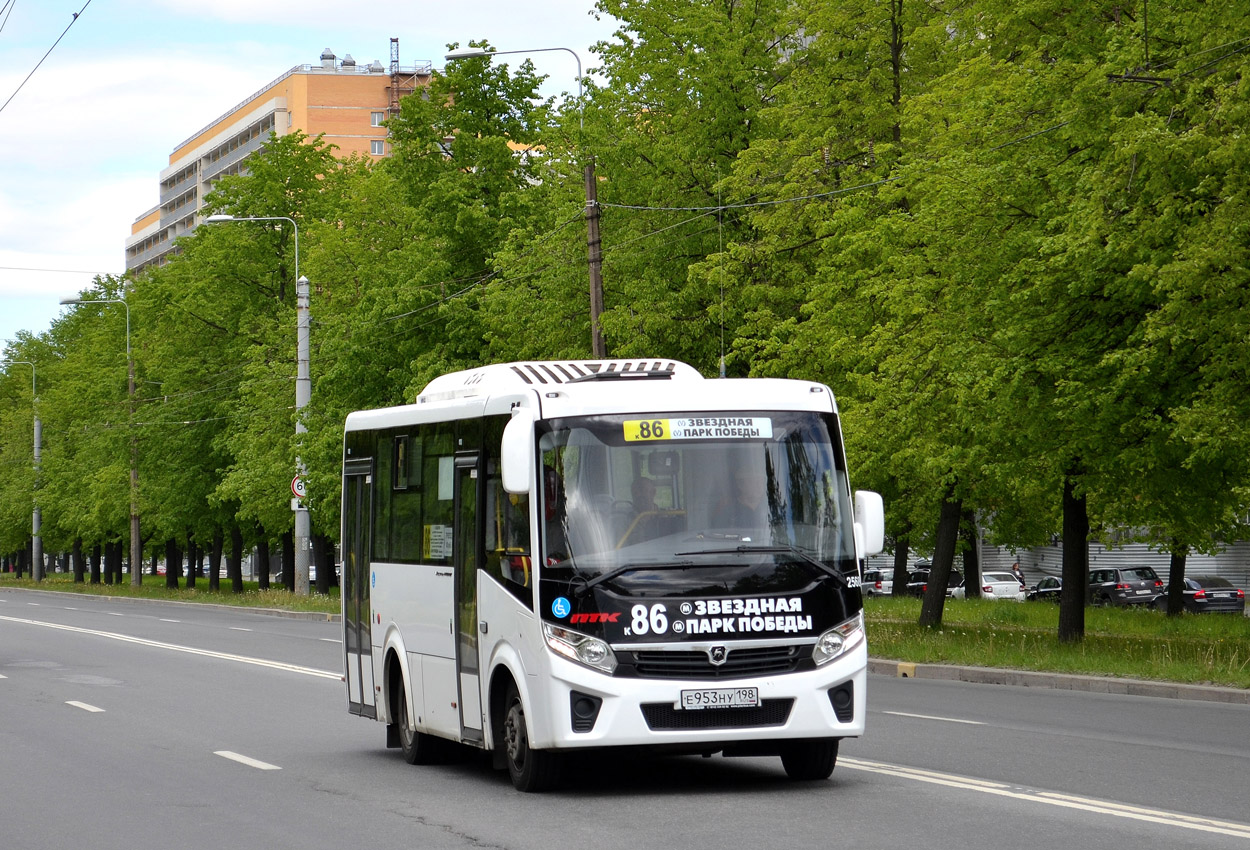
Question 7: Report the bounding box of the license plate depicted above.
[1134,589,1150,594]
[678,687,760,710]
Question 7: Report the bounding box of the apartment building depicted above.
[126,45,432,274]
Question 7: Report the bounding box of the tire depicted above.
[781,738,839,781]
[394,677,440,765]
[501,682,561,792]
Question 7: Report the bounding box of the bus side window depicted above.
[485,417,533,606]
[485,472,532,589]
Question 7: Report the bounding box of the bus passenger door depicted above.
[454,454,484,743]
[343,459,376,717]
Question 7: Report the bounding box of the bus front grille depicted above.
[626,645,805,679]
[640,699,794,731]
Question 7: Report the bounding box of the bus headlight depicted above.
[812,612,865,666]
[543,623,618,675]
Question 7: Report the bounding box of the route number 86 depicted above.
[631,603,668,635]
[636,420,665,439]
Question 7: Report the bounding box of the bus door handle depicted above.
[479,621,488,635]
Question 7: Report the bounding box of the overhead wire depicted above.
[0,0,93,117]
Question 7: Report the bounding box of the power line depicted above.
[0,0,93,118]
[0,264,114,276]
[0,0,18,37]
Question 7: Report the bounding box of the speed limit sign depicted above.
[291,475,307,500]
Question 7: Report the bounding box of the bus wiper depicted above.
[677,544,852,589]
[572,560,696,597]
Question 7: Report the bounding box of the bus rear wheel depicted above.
[395,680,440,765]
[780,738,839,781]
[501,683,561,792]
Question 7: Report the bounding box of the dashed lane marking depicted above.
[66,701,105,713]
[215,751,281,771]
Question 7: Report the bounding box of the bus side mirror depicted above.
[853,490,885,556]
[501,408,536,494]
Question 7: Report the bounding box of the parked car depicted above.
[1151,576,1246,615]
[862,569,893,597]
[1087,566,1163,606]
[1027,576,1062,602]
[906,568,963,598]
[953,571,1026,600]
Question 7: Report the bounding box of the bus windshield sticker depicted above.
[623,417,773,442]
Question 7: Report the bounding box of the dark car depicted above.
[1151,576,1246,615]
[905,568,963,598]
[1026,575,1062,602]
[1087,566,1163,607]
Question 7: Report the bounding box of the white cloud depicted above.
[0,0,621,346]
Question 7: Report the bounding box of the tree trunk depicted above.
[919,489,962,628]
[257,539,271,590]
[165,539,181,589]
[1058,476,1089,643]
[961,508,981,599]
[313,533,333,594]
[103,541,118,585]
[90,544,102,584]
[1165,543,1187,618]
[229,525,244,594]
[209,528,223,592]
[282,532,295,592]
[72,538,85,583]
[17,544,27,579]
[186,531,198,590]
[890,527,910,598]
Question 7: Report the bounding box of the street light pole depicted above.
[204,214,312,595]
[444,45,606,357]
[2,360,40,581]
[59,297,139,587]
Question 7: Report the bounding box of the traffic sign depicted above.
[291,475,307,500]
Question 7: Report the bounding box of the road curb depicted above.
[868,658,1250,704]
[0,585,341,623]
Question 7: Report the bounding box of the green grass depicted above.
[0,572,340,615]
[865,597,1250,690]
[6,574,1247,688]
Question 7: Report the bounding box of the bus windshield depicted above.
[538,410,856,594]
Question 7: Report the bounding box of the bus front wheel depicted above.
[780,738,839,781]
[501,683,561,792]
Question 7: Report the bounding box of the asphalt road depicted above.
[2,588,1248,850]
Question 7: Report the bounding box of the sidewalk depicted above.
[868,657,1250,705]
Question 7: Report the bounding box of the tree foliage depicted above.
[5,1,1250,622]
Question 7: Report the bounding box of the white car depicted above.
[952,571,1026,600]
[862,569,894,596]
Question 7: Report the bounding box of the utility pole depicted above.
[294,274,311,596]
[585,158,605,358]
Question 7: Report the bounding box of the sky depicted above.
[0,0,620,353]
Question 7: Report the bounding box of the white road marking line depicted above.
[66,701,105,713]
[27,602,40,606]
[319,638,341,643]
[882,710,986,725]
[229,627,252,632]
[108,612,124,616]
[159,619,180,623]
[0,614,339,680]
[0,673,7,679]
[215,751,281,770]
[841,758,1250,839]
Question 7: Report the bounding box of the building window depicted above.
[371,111,385,127]
[371,140,385,156]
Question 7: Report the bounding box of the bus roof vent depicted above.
[416,360,700,402]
